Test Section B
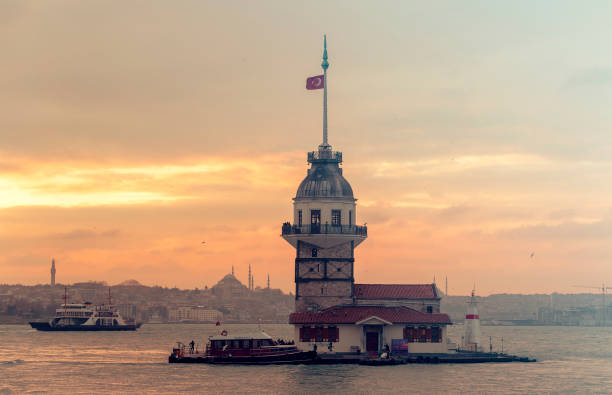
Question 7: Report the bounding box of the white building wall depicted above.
[293,324,362,354]
[384,325,449,353]
[293,323,450,354]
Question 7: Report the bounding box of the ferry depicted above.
[169,331,316,364]
[29,288,141,331]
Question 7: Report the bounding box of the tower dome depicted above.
[295,148,354,200]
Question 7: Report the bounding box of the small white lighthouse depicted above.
[463,289,482,351]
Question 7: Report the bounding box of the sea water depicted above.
[2,324,611,394]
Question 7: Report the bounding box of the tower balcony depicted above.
[308,150,342,163]
[281,222,367,249]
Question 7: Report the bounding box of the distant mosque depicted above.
[283,37,452,355]
[212,264,272,298]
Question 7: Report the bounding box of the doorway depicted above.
[310,210,321,234]
[365,331,379,354]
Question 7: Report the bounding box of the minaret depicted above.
[267,273,270,289]
[248,264,252,290]
[232,265,234,276]
[282,36,367,312]
[50,258,56,286]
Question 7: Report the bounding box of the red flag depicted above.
[215,321,220,326]
[306,75,324,90]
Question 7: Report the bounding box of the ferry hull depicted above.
[168,350,316,364]
[29,322,141,331]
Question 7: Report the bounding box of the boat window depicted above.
[232,340,240,349]
[242,340,250,349]
[253,340,260,348]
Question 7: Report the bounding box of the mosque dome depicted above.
[295,150,354,200]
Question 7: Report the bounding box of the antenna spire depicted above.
[321,34,330,149]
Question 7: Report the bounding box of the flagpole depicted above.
[321,35,329,148]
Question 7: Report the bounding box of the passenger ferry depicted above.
[29,288,141,331]
[169,331,316,364]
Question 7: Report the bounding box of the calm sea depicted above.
[2,324,611,394]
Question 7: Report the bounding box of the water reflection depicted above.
[1,324,611,394]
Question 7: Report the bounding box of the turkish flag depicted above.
[306,75,325,90]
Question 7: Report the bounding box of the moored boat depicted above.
[169,331,316,364]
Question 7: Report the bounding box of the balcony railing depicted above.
[308,150,342,163]
[281,222,367,237]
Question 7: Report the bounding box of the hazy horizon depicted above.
[1,1,611,295]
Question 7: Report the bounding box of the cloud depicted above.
[49,228,120,240]
[0,152,303,208]
[498,217,612,242]
[565,68,612,88]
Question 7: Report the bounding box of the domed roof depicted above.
[296,162,354,200]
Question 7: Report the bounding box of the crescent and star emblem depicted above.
[314,77,322,87]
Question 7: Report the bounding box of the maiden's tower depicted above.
[282,37,452,356]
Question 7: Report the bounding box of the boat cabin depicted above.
[206,332,296,357]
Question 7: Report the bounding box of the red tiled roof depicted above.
[289,305,452,325]
[354,284,437,299]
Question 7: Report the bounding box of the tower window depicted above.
[331,210,341,226]
[298,210,302,226]
[427,306,433,314]
[321,287,324,295]
[312,248,318,257]
[311,210,321,225]
[349,210,352,226]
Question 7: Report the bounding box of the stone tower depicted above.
[50,258,56,286]
[282,36,367,312]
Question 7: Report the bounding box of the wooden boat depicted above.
[168,332,316,364]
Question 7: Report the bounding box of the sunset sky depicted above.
[1,1,611,295]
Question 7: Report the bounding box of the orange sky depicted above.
[1,1,611,295]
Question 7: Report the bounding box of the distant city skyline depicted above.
[1,1,611,295]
